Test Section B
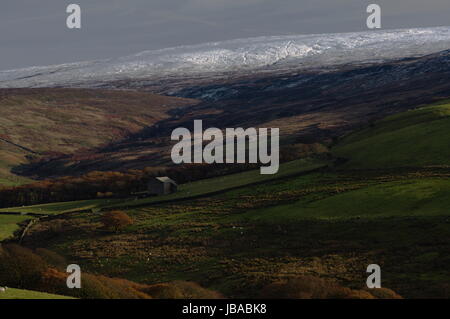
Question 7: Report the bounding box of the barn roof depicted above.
[154,176,177,185]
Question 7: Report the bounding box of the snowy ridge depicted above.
[1,26,450,88]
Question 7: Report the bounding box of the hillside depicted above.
[18,167,450,299]
[333,102,450,168]
[0,158,326,214]
[0,288,73,299]
[0,215,32,241]
[1,50,450,298]
[235,177,450,221]
[16,49,450,179]
[0,140,31,186]
[9,102,449,299]
[0,88,197,184]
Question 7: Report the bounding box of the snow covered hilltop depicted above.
[1,26,450,88]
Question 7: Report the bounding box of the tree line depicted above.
[0,163,257,208]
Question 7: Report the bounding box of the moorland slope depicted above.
[0,88,197,183]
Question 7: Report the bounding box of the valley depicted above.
[0,29,449,299]
[1,100,449,298]
[5,49,450,180]
[0,88,197,182]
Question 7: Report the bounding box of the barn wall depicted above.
[147,179,177,195]
[147,180,164,195]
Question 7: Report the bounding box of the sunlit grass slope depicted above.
[333,102,450,168]
[235,178,450,222]
[0,158,326,214]
[0,215,32,241]
[0,288,73,299]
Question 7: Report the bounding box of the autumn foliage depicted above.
[101,211,133,232]
[0,163,259,208]
[142,281,223,299]
[260,276,402,299]
[0,244,222,299]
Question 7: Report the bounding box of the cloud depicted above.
[183,0,268,11]
[0,0,449,70]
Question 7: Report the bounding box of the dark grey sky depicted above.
[1,0,449,70]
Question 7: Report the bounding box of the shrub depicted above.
[0,245,221,299]
[40,268,151,299]
[35,248,67,271]
[0,244,48,289]
[101,211,133,232]
[0,244,151,299]
[142,281,223,299]
[343,290,376,299]
[364,288,402,299]
[260,276,401,299]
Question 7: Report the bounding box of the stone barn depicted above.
[147,177,178,196]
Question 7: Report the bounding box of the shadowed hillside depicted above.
[15,50,450,179]
[0,88,197,184]
[2,101,449,299]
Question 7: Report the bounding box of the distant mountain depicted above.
[2,27,450,181]
[0,27,450,90]
[13,49,450,179]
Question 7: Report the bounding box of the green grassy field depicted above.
[105,158,326,209]
[0,215,32,241]
[0,199,124,215]
[0,158,325,215]
[0,176,31,187]
[8,169,450,298]
[0,156,32,187]
[232,178,450,222]
[4,102,450,299]
[27,167,449,298]
[333,102,450,168]
[0,288,73,299]
[0,158,325,246]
